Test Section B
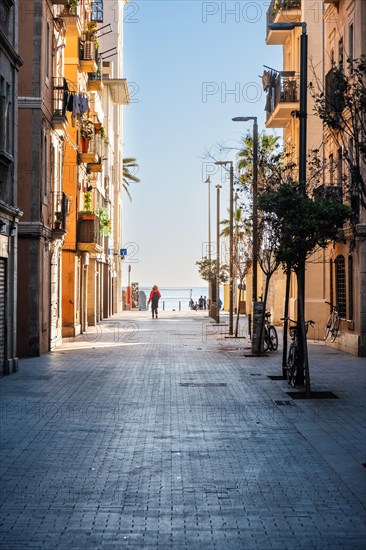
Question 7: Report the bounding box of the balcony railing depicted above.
[52,77,69,129]
[265,73,299,117]
[51,192,70,235]
[77,215,102,247]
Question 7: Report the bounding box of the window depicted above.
[349,23,354,74]
[348,255,353,321]
[46,22,50,80]
[335,255,346,318]
[337,147,343,197]
[91,0,103,22]
[329,153,334,185]
[338,37,344,72]
[330,48,335,69]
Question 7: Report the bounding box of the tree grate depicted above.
[268,375,286,381]
[179,382,227,388]
[273,400,295,407]
[287,391,339,400]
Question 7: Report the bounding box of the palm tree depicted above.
[237,133,282,190]
[123,158,140,201]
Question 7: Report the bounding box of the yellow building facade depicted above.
[264,0,366,355]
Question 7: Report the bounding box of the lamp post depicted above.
[232,116,259,350]
[267,22,307,185]
[216,184,222,323]
[205,176,213,317]
[215,161,234,335]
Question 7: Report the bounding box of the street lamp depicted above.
[204,176,213,317]
[268,21,308,383]
[216,184,222,324]
[232,116,258,303]
[215,160,234,335]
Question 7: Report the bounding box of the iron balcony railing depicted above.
[52,76,68,117]
[77,215,102,247]
[52,192,70,231]
[265,73,299,118]
[267,0,301,27]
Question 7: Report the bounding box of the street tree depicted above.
[258,182,352,396]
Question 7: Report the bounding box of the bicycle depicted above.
[324,302,340,343]
[281,317,314,387]
[263,312,278,352]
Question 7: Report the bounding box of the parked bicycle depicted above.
[281,317,314,387]
[324,302,340,342]
[263,312,278,352]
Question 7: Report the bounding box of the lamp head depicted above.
[204,176,211,184]
[232,116,257,122]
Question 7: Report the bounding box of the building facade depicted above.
[0,0,23,374]
[263,0,366,355]
[17,0,129,354]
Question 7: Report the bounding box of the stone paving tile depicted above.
[0,311,365,549]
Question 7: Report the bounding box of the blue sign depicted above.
[120,248,128,257]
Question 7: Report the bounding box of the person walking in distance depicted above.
[148,285,161,319]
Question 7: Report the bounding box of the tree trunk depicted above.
[256,273,271,355]
[296,256,311,396]
[235,282,244,338]
[282,266,291,379]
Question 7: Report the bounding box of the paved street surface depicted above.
[1,311,365,549]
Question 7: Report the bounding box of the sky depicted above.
[122,0,282,287]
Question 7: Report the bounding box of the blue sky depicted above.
[122,1,282,287]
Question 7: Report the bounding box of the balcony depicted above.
[51,77,69,132]
[51,192,70,240]
[265,72,299,128]
[79,127,103,167]
[59,3,82,36]
[266,0,301,45]
[77,215,103,251]
[79,34,98,73]
[103,78,130,105]
[50,0,69,4]
[88,71,103,91]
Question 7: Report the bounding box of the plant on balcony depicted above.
[80,119,94,153]
[273,0,301,12]
[98,208,112,236]
[63,0,79,15]
[54,211,64,230]
[79,191,96,220]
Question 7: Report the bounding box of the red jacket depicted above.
[148,289,161,304]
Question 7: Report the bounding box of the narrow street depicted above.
[0,311,365,549]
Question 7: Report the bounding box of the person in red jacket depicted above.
[148,285,161,319]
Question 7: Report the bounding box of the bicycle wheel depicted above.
[286,345,295,385]
[330,316,340,342]
[269,325,278,351]
[263,327,270,352]
[324,315,333,341]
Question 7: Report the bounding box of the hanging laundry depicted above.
[262,70,271,91]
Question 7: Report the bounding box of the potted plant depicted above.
[79,191,96,220]
[54,211,64,229]
[80,119,94,153]
[98,208,112,236]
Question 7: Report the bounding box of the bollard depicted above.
[163,301,165,311]
[179,301,181,311]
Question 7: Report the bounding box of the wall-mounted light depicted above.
[0,220,6,234]
[9,225,16,237]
